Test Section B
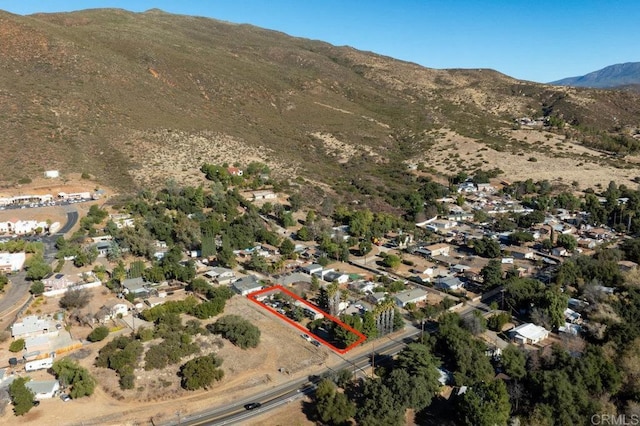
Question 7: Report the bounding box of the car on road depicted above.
[244,402,261,410]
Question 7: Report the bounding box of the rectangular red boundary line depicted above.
[247,285,367,354]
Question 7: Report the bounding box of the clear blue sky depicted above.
[2,0,639,83]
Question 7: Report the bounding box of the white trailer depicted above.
[25,356,54,372]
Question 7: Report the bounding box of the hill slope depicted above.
[1,8,640,195]
[550,62,640,89]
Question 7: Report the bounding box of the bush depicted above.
[9,338,25,352]
[29,281,45,295]
[87,326,109,342]
[209,315,261,349]
[180,354,224,390]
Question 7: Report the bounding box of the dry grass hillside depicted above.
[0,8,639,197]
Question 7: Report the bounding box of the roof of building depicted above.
[11,315,54,337]
[233,275,262,292]
[278,272,312,286]
[25,380,60,395]
[122,277,146,291]
[395,289,428,304]
[510,323,549,341]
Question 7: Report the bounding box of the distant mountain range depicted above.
[550,62,640,89]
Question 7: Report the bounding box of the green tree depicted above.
[210,315,260,349]
[52,358,96,398]
[556,234,577,251]
[25,256,52,281]
[279,238,295,257]
[314,378,356,425]
[500,345,526,380]
[29,281,45,295]
[88,326,109,342]
[457,380,511,426]
[180,354,225,390]
[481,259,503,288]
[8,377,35,416]
[473,236,501,258]
[383,254,401,269]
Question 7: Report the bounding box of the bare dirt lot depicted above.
[1,296,329,425]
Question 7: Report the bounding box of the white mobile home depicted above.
[25,356,54,372]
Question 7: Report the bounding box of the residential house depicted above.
[145,297,167,308]
[509,323,550,345]
[323,271,349,284]
[0,252,26,272]
[257,243,279,257]
[421,243,451,257]
[508,246,535,260]
[278,272,312,287]
[0,220,48,235]
[450,264,471,274]
[11,315,56,339]
[227,167,243,176]
[251,190,277,201]
[204,267,236,285]
[551,247,569,257]
[26,380,60,400]
[302,263,323,275]
[564,308,582,324]
[24,335,51,353]
[348,280,376,294]
[42,274,76,292]
[368,292,388,305]
[153,240,169,260]
[394,289,428,308]
[96,301,130,322]
[476,183,494,192]
[94,241,112,257]
[232,275,263,296]
[122,277,149,298]
[436,276,464,292]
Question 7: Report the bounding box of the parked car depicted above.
[60,394,71,402]
[301,333,311,341]
[244,402,261,410]
[32,400,40,407]
[311,340,321,347]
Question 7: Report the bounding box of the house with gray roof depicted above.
[11,315,56,339]
[394,289,429,308]
[26,380,60,400]
[232,275,263,296]
[435,276,464,292]
[122,277,148,297]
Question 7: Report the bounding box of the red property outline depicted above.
[247,285,366,354]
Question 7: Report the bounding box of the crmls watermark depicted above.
[591,414,640,426]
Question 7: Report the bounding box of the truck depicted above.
[25,356,54,372]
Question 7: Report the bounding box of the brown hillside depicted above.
[1,8,639,193]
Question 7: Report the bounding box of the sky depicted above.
[1,1,638,83]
